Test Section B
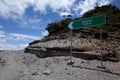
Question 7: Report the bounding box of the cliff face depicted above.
[25,5,120,62]
[25,31,120,61]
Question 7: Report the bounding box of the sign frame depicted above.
[68,14,106,29]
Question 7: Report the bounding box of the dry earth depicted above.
[0,50,120,80]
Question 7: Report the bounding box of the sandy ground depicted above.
[0,50,120,80]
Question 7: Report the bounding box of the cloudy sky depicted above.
[0,0,120,50]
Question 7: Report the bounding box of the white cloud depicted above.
[18,16,41,29]
[41,30,49,37]
[21,16,41,24]
[1,29,40,42]
[0,43,27,50]
[0,27,7,43]
[20,44,28,48]
[0,0,113,19]
[10,33,41,40]
[0,25,3,29]
[0,30,41,50]
[74,0,113,16]
[31,26,40,29]
[98,0,113,7]
[0,0,34,19]
[0,0,76,19]
[59,12,73,17]
[0,30,6,37]
[0,43,17,50]
[33,0,75,13]
[0,38,6,43]
[28,18,41,23]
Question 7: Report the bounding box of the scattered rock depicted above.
[67,60,74,65]
[0,58,6,66]
[31,72,39,75]
[81,61,84,63]
[65,68,68,70]
[67,72,71,75]
[43,69,51,75]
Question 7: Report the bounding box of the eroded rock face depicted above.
[25,35,120,62]
[26,38,100,51]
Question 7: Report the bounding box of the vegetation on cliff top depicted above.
[45,4,120,37]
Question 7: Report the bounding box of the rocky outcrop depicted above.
[25,34,120,62]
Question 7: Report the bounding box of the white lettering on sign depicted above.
[82,20,93,26]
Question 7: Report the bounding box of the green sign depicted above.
[68,14,106,29]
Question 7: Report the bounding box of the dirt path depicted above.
[0,50,120,80]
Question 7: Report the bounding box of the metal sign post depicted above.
[98,26,106,69]
[70,29,73,62]
[67,29,74,65]
[100,26,103,67]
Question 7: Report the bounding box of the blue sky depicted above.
[0,0,120,50]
